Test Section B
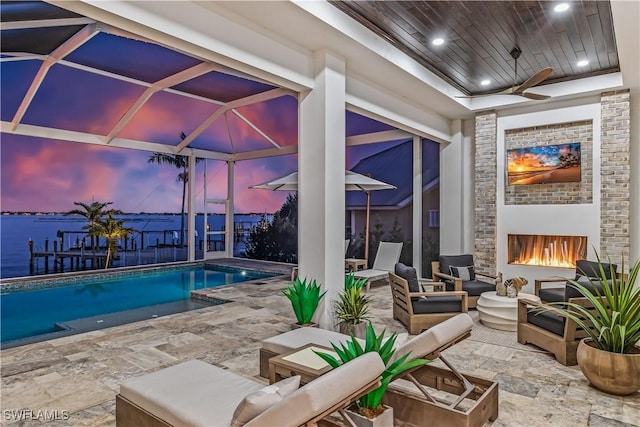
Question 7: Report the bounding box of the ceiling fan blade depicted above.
[455,86,517,98]
[514,67,553,93]
[521,92,551,100]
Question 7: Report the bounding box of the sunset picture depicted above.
[507,142,581,185]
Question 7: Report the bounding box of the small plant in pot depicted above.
[315,323,428,427]
[282,277,326,328]
[335,274,371,338]
[539,255,640,395]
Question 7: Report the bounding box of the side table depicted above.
[268,343,337,385]
[345,258,367,272]
[477,291,541,331]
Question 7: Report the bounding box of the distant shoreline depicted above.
[1,211,269,216]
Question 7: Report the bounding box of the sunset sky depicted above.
[1,27,398,214]
[506,143,581,173]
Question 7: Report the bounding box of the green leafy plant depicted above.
[315,323,428,416]
[282,277,325,325]
[336,274,371,329]
[539,254,640,354]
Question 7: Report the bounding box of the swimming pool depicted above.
[0,265,277,347]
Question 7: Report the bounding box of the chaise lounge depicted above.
[116,352,384,427]
[260,313,499,427]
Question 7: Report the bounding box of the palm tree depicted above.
[148,132,202,246]
[67,201,122,254]
[90,213,135,269]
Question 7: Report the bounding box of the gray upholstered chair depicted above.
[431,254,497,308]
[534,259,618,303]
[517,296,607,365]
[390,264,468,334]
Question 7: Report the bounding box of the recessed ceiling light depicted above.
[481,79,491,86]
[432,38,445,46]
[554,3,570,13]
[577,59,589,67]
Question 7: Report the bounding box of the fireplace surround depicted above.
[507,234,588,268]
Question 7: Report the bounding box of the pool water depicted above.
[0,265,276,345]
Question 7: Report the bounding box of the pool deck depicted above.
[1,259,638,426]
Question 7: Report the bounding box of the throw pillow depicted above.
[230,376,301,426]
[449,265,475,281]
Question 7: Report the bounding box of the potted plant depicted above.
[315,323,428,427]
[335,274,371,338]
[539,255,640,395]
[282,277,326,329]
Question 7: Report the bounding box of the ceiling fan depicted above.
[458,47,553,100]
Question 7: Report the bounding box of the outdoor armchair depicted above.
[431,254,497,308]
[389,268,468,334]
[535,259,618,303]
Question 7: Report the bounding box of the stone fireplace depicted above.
[473,91,631,291]
[507,234,587,268]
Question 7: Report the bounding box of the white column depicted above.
[226,161,235,257]
[298,50,346,329]
[412,135,423,277]
[187,154,196,262]
[440,119,465,254]
[462,119,475,253]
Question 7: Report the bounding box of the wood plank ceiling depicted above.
[331,1,619,95]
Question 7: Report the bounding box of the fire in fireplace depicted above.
[507,234,587,268]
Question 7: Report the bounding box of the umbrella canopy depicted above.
[250,170,396,262]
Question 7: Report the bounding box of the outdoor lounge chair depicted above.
[116,352,384,427]
[353,241,403,291]
[259,314,498,427]
[384,313,499,427]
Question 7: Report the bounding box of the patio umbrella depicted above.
[250,170,396,262]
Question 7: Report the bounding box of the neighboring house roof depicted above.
[346,139,439,209]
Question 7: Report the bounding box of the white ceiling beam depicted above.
[1,121,231,161]
[345,129,412,146]
[10,24,99,130]
[176,107,227,152]
[176,87,292,152]
[104,62,217,143]
[0,53,47,62]
[231,109,280,148]
[57,58,225,106]
[231,144,298,161]
[1,17,95,30]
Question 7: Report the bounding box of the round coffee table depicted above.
[476,291,541,331]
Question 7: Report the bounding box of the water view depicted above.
[0,213,266,279]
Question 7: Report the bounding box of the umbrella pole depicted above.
[364,191,371,263]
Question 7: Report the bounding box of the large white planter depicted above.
[346,405,393,427]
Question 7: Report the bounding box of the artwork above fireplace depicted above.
[507,234,588,268]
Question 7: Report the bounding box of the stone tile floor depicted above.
[1,261,638,426]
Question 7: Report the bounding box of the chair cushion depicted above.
[449,265,475,281]
[250,353,384,426]
[527,309,566,337]
[120,360,264,427]
[439,254,474,276]
[575,260,617,280]
[539,287,567,303]
[231,376,300,427]
[395,263,420,293]
[262,327,363,356]
[564,277,605,299]
[391,313,473,363]
[445,279,494,296]
[411,296,462,314]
